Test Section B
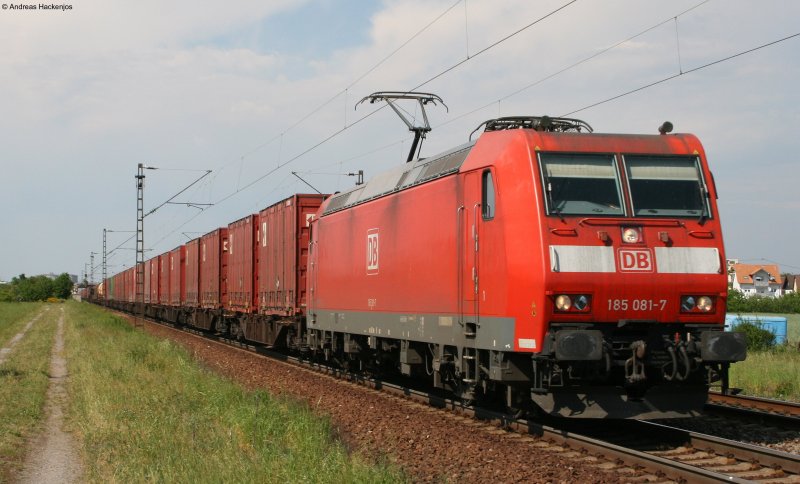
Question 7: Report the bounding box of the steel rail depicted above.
[706,392,800,430]
[641,420,800,477]
[708,392,800,415]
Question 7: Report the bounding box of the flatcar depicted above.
[101,115,746,419]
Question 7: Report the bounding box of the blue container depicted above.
[725,314,788,344]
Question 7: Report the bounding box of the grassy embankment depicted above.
[0,302,57,480]
[0,302,44,346]
[729,313,800,401]
[65,302,405,483]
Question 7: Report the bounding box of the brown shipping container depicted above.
[200,228,229,309]
[185,238,200,307]
[257,194,325,316]
[159,252,170,304]
[169,245,186,306]
[227,215,257,313]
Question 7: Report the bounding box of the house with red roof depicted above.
[731,263,783,298]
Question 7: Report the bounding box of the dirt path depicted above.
[17,308,84,484]
[0,308,48,365]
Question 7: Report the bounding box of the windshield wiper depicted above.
[546,181,565,222]
[697,183,708,226]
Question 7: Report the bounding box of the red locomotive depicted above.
[102,114,746,419]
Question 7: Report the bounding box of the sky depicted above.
[0,0,798,282]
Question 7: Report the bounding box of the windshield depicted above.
[624,155,709,218]
[539,153,624,216]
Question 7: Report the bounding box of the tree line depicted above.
[0,273,74,302]
[727,289,800,314]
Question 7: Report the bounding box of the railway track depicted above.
[706,392,800,429]
[561,418,800,483]
[117,309,799,482]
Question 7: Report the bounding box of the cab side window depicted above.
[482,170,496,220]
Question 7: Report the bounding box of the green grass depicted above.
[0,305,58,481]
[729,346,800,402]
[782,313,800,345]
[726,313,800,402]
[65,302,405,483]
[0,302,44,347]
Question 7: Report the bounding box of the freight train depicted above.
[98,115,746,419]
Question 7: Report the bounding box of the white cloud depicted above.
[1,0,799,277]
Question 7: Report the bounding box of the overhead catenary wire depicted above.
[738,258,800,272]
[110,2,472,268]
[144,169,212,218]
[561,31,800,116]
[208,0,579,209]
[208,0,464,178]
[110,3,797,271]
[434,0,712,131]
[289,0,717,179]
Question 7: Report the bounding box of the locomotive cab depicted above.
[479,117,747,418]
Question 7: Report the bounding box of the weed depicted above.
[64,302,406,483]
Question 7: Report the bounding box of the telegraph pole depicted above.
[135,163,146,328]
[90,252,96,285]
[102,229,107,302]
[132,163,204,326]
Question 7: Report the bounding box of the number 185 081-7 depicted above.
[607,299,667,311]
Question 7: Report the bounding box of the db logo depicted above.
[366,229,379,275]
[618,249,654,272]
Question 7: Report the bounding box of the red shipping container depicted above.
[169,245,186,306]
[185,238,200,307]
[113,273,120,301]
[226,215,258,313]
[158,252,170,305]
[120,270,125,302]
[145,257,160,304]
[257,194,325,316]
[144,258,153,304]
[200,228,228,309]
[126,266,136,303]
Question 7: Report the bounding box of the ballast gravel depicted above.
[139,320,624,483]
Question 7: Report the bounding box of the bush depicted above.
[3,273,74,302]
[735,321,776,351]
[728,289,800,314]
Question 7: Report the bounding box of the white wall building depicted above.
[731,263,783,298]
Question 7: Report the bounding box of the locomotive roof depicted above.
[322,141,475,216]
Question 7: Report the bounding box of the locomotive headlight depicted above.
[680,296,696,312]
[555,295,572,311]
[621,227,641,244]
[573,294,590,311]
[697,296,714,312]
[680,295,714,313]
